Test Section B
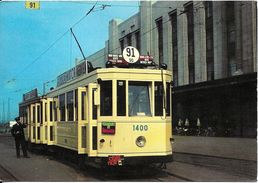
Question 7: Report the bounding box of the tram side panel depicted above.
[56,122,78,151]
[96,119,172,157]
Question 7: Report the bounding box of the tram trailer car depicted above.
[19,48,173,167]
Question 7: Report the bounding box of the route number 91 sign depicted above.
[122,46,140,63]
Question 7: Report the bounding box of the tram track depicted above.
[173,152,257,180]
[161,170,194,181]
[0,164,19,182]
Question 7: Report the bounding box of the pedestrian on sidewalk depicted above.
[11,117,30,158]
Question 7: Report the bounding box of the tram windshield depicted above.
[128,82,151,116]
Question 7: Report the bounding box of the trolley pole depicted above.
[70,28,88,74]
[43,80,55,95]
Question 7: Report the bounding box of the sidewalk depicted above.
[172,135,257,161]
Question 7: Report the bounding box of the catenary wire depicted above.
[7,1,98,83]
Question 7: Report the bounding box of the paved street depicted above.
[0,134,256,181]
[173,135,257,161]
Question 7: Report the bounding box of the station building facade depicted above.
[87,1,257,137]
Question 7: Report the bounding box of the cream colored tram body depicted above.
[19,54,173,166]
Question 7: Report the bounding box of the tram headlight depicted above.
[136,136,146,147]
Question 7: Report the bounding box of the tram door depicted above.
[77,84,98,156]
[88,83,98,156]
[78,87,88,154]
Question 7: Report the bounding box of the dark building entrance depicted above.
[172,73,257,138]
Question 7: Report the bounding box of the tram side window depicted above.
[128,81,151,116]
[45,103,47,122]
[40,102,43,123]
[67,91,74,121]
[37,105,41,123]
[75,89,78,121]
[117,80,126,116]
[100,81,112,116]
[81,92,86,120]
[50,101,53,121]
[155,82,163,116]
[32,106,36,123]
[166,83,171,116]
[59,94,66,121]
[53,97,58,121]
[92,89,97,120]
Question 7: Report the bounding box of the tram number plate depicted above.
[108,156,124,166]
[133,125,148,131]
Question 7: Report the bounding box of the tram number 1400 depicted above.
[133,125,148,131]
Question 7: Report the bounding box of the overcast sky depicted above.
[0,1,139,122]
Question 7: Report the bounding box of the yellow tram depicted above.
[19,47,173,166]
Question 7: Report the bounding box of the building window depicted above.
[67,91,74,121]
[120,39,124,53]
[205,1,214,81]
[170,12,178,86]
[226,1,236,76]
[126,33,132,46]
[59,94,65,121]
[135,31,141,52]
[185,3,195,84]
[205,1,213,18]
[156,17,163,65]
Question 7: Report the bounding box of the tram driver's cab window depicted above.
[155,82,163,116]
[128,81,151,116]
[100,81,112,116]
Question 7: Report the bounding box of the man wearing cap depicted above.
[11,117,29,158]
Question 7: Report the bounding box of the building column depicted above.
[241,1,257,73]
[213,1,228,79]
[252,1,257,72]
[108,19,122,54]
[140,1,152,55]
[177,6,189,86]
[193,1,207,83]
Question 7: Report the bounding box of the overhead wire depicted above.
[69,1,174,9]
[7,1,177,85]
[7,1,98,83]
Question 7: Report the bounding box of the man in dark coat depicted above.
[11,117,29,158]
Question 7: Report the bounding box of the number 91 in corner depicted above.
[25,1,40,10]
